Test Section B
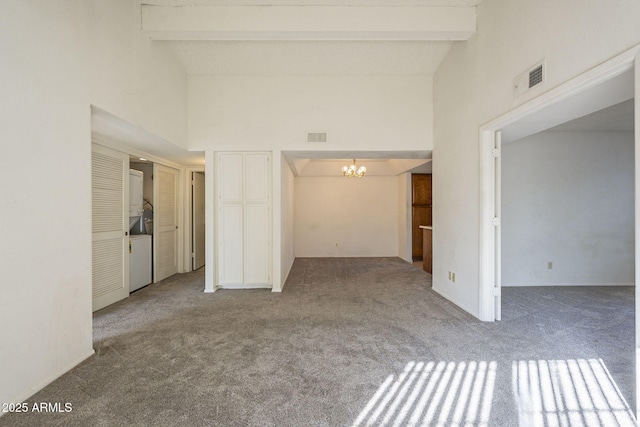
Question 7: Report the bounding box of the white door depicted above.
[92,144,129,311]
[192,171,206,270]
[244,154,271,284]
[216,152,271,288]
[218,153,244,285]
[154,164,179,282]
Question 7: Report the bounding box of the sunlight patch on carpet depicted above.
[512,358,635,426]
[352,360,496,426]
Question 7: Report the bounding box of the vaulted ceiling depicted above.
[142,0,482,76]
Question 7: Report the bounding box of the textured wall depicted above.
[502,131,634,286]
[0,0,187,405]
[433,0,640,316]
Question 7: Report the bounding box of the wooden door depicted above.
[411,174,432,260]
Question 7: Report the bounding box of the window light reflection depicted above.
[352,360,497,427]
[512,358,635,426]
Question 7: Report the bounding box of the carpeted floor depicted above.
[1,257,636,426]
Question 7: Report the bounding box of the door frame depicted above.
[184,166,205,272]
[479,45,639,322]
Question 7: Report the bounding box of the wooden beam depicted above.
[142,5,476,41]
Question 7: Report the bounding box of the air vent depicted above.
[529,64,543,88]
[514,60,545,98]
[307,132,327,143]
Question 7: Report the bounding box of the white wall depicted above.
[502,131,634,286]
[433,0,640,316]
[281,156,296,286]
[295,176,398,257]
[190,75,431,284]
[189,75,432,151]
[0,0,187,405]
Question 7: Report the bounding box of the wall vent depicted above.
[307,132,328,143]
[514,60,545,98]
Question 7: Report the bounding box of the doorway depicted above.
[192,171,205,271]
[411,173,432,262]
[479,50,638,322]
[479,47,639,415]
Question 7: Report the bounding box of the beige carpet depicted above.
[1,257,635,426]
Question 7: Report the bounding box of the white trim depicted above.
[184,166,205,273]
[204,150,216,293]
[634,51,640,421]
[218,284,272,290]
[272,151,283,292]
[478,44,640,322]
[503,283,635,287]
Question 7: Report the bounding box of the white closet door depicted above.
[216,152,271,288]
[244,153,271,284]
[245,153,270,203]
[245,204,270,283]
[192,172,206,271]
[92,144,129,312]
[219,153,243,203]
[154,164,179,282]
[219,204,244,284]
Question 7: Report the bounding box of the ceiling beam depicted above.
[142,5,476,41]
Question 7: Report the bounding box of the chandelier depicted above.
[342,159,366,178]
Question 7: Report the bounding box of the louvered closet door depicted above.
[154,164,179,282]
[92,144,129,312]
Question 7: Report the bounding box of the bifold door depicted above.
[91,143,129,311]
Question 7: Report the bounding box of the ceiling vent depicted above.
[307,132,327,143]
[514,60,546,98]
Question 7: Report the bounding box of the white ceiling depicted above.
[145,0,483,6]
[163,40,453,76]
[550,99,634,133]
[282,150,432,176]
[134,0,472,166]
[146,0,479,77]
[501,69,635,144]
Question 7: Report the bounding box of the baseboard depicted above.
[218,283,272,290]
[1,349,95,412]
[503,282,635,287]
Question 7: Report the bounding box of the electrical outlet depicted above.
[547,261,553,270]
[448,271,451,280]
[452,272,456,282]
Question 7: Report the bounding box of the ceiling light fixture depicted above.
[342,159,366,178]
